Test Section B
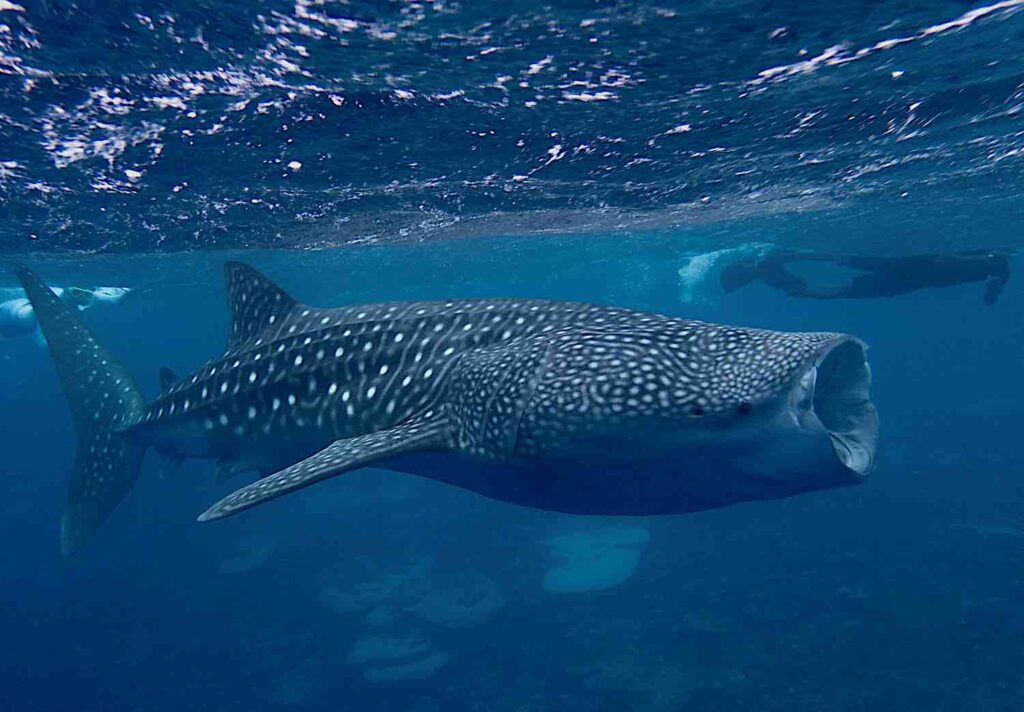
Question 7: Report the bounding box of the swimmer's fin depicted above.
[198,417,452,521]
[17,267,146,555]
[62,286,96,310]
[159,366,179,391]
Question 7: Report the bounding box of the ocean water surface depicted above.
[2,1,1024,711]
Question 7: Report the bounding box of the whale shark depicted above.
[19,262,879,553]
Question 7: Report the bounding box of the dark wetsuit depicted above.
[721,250,1011,305]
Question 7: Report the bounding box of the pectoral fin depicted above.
[198,415,452,521]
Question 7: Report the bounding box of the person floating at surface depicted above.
[720,249,1011,305]
[0,286,132,340]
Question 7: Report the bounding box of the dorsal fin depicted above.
[159,366,178,391]
[224,262,298,349]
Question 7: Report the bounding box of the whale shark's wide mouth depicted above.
[795,338,879,477]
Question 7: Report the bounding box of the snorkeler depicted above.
[0,285,131,340]
[720,249,1011,305]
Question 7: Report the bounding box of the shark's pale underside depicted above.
[18,262,879,553]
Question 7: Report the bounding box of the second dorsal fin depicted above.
[159,366,179,391]
[223,262,298,349]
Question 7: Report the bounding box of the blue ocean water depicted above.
[2,1,1024,711]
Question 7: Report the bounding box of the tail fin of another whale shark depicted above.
[17,267,146,554]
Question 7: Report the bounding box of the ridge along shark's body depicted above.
[18,263,879,554]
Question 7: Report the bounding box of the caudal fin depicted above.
[17,267,146,554]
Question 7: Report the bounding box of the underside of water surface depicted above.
[1,0,1023,255]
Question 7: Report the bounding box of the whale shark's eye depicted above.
[688,404,705,417]
[737,401,753,415]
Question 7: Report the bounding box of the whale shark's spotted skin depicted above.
[136,266,837,469]
[20,262,878,550]
[16,269,146,553]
